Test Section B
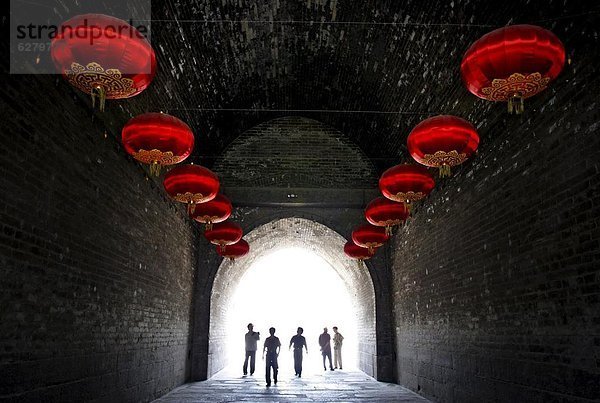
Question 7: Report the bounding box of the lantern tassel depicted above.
[205,221,213,231]
[385,226,393,237]
[219,244,226,253]
[187,201,196,215]
[228,257,235,263]
[91,86,106,112]
[439,164,452,178]
[357,260,363,269]
[508,93,524,115]
[149,161,161,177]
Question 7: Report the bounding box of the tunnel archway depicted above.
[208,217,377,378]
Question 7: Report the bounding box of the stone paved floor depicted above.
[154,367,430,402]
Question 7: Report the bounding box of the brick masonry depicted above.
[390,34,600,403]
[213,116,378,188]
[0,73,199,402]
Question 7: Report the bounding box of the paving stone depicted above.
[154,367,430,402]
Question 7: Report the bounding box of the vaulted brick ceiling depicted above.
[67,1,596,170]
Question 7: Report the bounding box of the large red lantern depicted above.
[352,224,389,254]
[461,24,565,114]
[204,221,243,252]
[217,239,250,261]
[190,194,232,230]
[163,165,219,214]
[365,197,410,236]
[122,113,195,176]
[51,14,157,111]
[379,164,435,210]
[344,240,373,261]
[407,115,480,177]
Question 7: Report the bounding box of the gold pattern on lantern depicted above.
[192,215,221,230]
[481,72,550,102]
[422,150,467,178]
[423,150,467,168]
[174,192,207,204]
[133,149,182,176]
[391,191,425,203]
[65,62,136,111]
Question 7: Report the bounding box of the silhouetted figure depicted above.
[262,327,281,387]
[318,327,334,371]
[289,327,308,377]
[332,326,344,370]
[243,323,260,375]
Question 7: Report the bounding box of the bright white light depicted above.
[226,247,357,375]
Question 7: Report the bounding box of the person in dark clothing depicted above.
[262,327,281,387]
[289,327,308,377]
[243,323,260,375]
[318,327,334,371]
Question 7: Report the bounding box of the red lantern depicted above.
[204,221,243,252]
[379,164,435,210]
[217,239,250,261]
[461,24,565,114]
[407,115,480,177]
[365,197,410,236]
[51,14,157,111]
[163,165,219,214]
[352,224,389,254]
[190,194,232,230]
[344,240,373,262]
[122,113,195,176]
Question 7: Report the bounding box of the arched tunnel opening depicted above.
[207,217,377,378]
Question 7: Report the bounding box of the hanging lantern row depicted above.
[118,110,247,259]
[119,113,247,259]
[346,115,481,263]
[47,15,564,267]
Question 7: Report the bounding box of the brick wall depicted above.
[390,40,600,402]
[0,74,198,402]
[212,116,378,188]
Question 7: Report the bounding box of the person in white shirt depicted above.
[332,326,344,370]
[243,323,260,375]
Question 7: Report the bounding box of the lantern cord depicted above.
[385,226,393,237]
[368,245,374,255]
[91,86,106,112]
[357,260,363,269]
[508,94,524,115]
[219,244,226,253]
[205,221,213,231]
